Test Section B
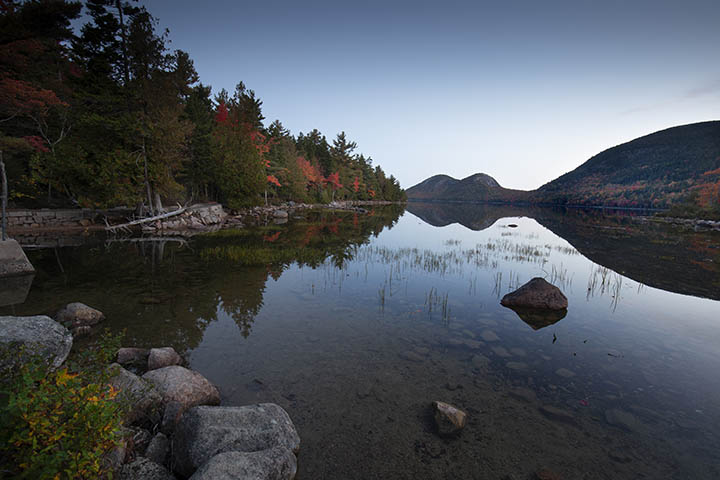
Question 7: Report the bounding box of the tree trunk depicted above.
[1,151,7,241]
[143,139,154,216]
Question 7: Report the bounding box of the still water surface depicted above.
[3,204,720,479]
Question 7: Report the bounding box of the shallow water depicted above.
[3,204,720,479]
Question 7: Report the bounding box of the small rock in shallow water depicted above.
[432,401,467,437]
[506,361,527,370]
[481,330,499,342]
[492,346,511,357]
[608,448,633,463]
[399,350,425,362]
[507,387,537,404]
[55,302,105,329]
[555,368,576,378]
[539,405,576,425]
[605,408,642,432]
[471,354,490,369]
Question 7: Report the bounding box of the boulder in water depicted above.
[501,277,568,310]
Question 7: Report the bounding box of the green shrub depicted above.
[0,332,126,480]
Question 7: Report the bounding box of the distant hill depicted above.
[406,173,527,203]
[407,121,720,213]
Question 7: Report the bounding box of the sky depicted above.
[145,0,720,190]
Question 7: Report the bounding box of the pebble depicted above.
[399,351,425,362]
[506,361,528,370]
[471,354,490,369]
[492,346,511,357]
[555,368,576,378]
[481,330,499,342]
[605,408,642,432]
[539,405,576,425]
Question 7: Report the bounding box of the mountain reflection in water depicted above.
[407,201,720,301]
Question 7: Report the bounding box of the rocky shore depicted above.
[638,215,720,231]
[0,305,301,480]
[6,200,400,239]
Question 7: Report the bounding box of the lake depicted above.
[3,203,720,479]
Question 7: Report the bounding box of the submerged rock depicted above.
[501,277,568,311]
[605,408,643,432]
[147,347,183,371]
[172,404,300,478]
[432,401,467,437]
[55,302,105,330]
[188,448,297,480]
[0,315,72,372]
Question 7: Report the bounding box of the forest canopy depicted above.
[0,0,405,210]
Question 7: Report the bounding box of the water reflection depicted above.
[0,274,34,307]
[407,202,720,300]
[504,305,567,330]
[2,203,720,478]
[0,207,405,349]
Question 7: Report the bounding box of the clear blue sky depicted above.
[146,0,720,190]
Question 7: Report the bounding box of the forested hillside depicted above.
[534,121,720,213]
[0,0,405,211]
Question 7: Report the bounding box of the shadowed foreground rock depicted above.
[189,448,297,480]
[109,364,163,426]
[433,401,468,437]
[0,315,72,372]
[173,404,300,479]
[501,277,568,310]
[117,457,176,480]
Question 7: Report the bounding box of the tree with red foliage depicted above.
[325,172,342,201]
[352,176,360,193]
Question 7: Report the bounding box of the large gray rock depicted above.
[0,239,35,276]
[147,347,183,371]
[189,448,297,480]
[55,302,105,330]
[173,404,300,478]
[0,315,72,372]
[109,364,163,426]
[143,366,220,411]
[117,457,176,480]
[500,277,568,310]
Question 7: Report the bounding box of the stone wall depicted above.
[6,208,99,229]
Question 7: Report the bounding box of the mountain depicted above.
[407,121,720,213]
[533,121,720,209]
[406,173,527,203]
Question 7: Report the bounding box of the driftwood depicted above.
[105,236,189,246]
[105,206,186,232]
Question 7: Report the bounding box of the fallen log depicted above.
[105,206,186,231]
